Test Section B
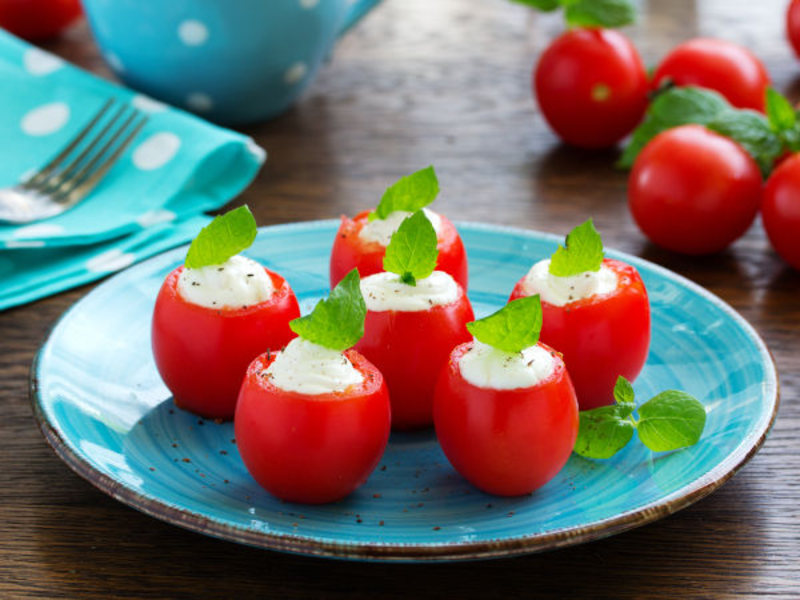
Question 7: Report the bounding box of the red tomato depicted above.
[651,38,770,112]
[789,0,800,58]
[762,154,800,270]
[330,210,469,290]
[510,259,650,411]
[628,125,762,255]
[235,350,391,504]
[151,266,300,420]
[355,284,474,430]
[433,342,579,496]
[534,28,648,149]
[0,0,82,41]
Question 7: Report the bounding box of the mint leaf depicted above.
[618,87,730,169]
[637,390,707,452]
[548,219,604,277]
[467,295,542,354]
[382,210,439,286]
[372,166,440,221]
[707,109,781,178]
[574,403,636,459]
[289,269,366,351]
[766,88,796,132]
[564,0,635,28]
[613,375,635,406]
[184,206,257,269]
[510,0,560,10]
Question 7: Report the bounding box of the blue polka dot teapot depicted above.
[81,0,382,124]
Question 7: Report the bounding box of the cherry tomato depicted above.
[510,259,650,411]
[330,210,469,290]
[433,342,579,496]
[762,153,800,270]
[534,28,648,149]
[0,0,82,41]
[355,284,474,430]
[628,125,762,255]
[235,350,391,504]
[651,38,770,112]
[789,0,800,59]
[152,266,300,419]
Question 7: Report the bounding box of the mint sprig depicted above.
[467,295,543,354]
[371,166,440,221]
[549,219,604,277]
[511,0,635,28]
[184,206,258,269]
[382,210,439,286]
[574,376,707,459]
[289,269,366,352]
[619,86,796,177]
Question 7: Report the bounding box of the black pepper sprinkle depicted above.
[433,526,441,531]
[486,503,493,509]
[247,273,255,277]
[379,521,384,526]
[197,420,204,426]
[218,267,224,272]
[380,465,387,471]
[220,450,228,456]
[182,458,191,463]
[356,518,362,523]
[169,409,174,415]
[172,443,178,448]
[149,467,155,472]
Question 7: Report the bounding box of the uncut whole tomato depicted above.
[434,342,579,496]
[762,153,800,270]
[628,125,762,255]
[152,266,300,419]
[534,28,648,149]
[789,0,800,58]
[235,349,391,504]
[651,38,770,112]
[330,210,468,290]
[509,259,650,411]
[0,0,82,40]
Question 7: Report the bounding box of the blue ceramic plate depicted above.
[31,221,779,562]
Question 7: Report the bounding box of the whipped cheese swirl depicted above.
[358,208,442,246]
[520,258,617,307]
[360,271,459,312]
[178,255,274,309]
[264,338,363,395]
[458,340,555,390]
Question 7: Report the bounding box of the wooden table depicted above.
[3,0,798,596]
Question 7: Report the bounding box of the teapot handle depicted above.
[338,0,382,37]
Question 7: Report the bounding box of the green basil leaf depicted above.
[618,87,731,169]
[766,87,796,132]
[548,219,604,277]
[564,0,636,28]
[289,269,366,351]
[637,390,707,452]
[382,210,439,286]
[613,375,635,406]
[573,403,636,459]
[510,0,560,10]
[467,295,543,354]
[707,109,782,177]
[372,166,440,220]
[184,206,258,269]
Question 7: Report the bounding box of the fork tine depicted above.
[56,115,148,205]
[32,103,130,195]
[22,98,115,189]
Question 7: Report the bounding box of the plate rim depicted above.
[29,219,781,562]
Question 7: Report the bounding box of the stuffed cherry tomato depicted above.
[152,259,300,419]
[331,209,468,290]
[236,269,390,504]
[434,340,578,497]
[510,257,650,410]
[356,272,474,429]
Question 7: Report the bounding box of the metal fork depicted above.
[0,99,148,225]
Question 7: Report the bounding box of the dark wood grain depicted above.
[2,0,799,596]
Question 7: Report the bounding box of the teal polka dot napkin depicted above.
[0,31,266,310]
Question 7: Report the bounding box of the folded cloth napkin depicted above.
[0,31,266,310]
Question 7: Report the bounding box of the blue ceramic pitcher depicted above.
[81,0,382,124]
